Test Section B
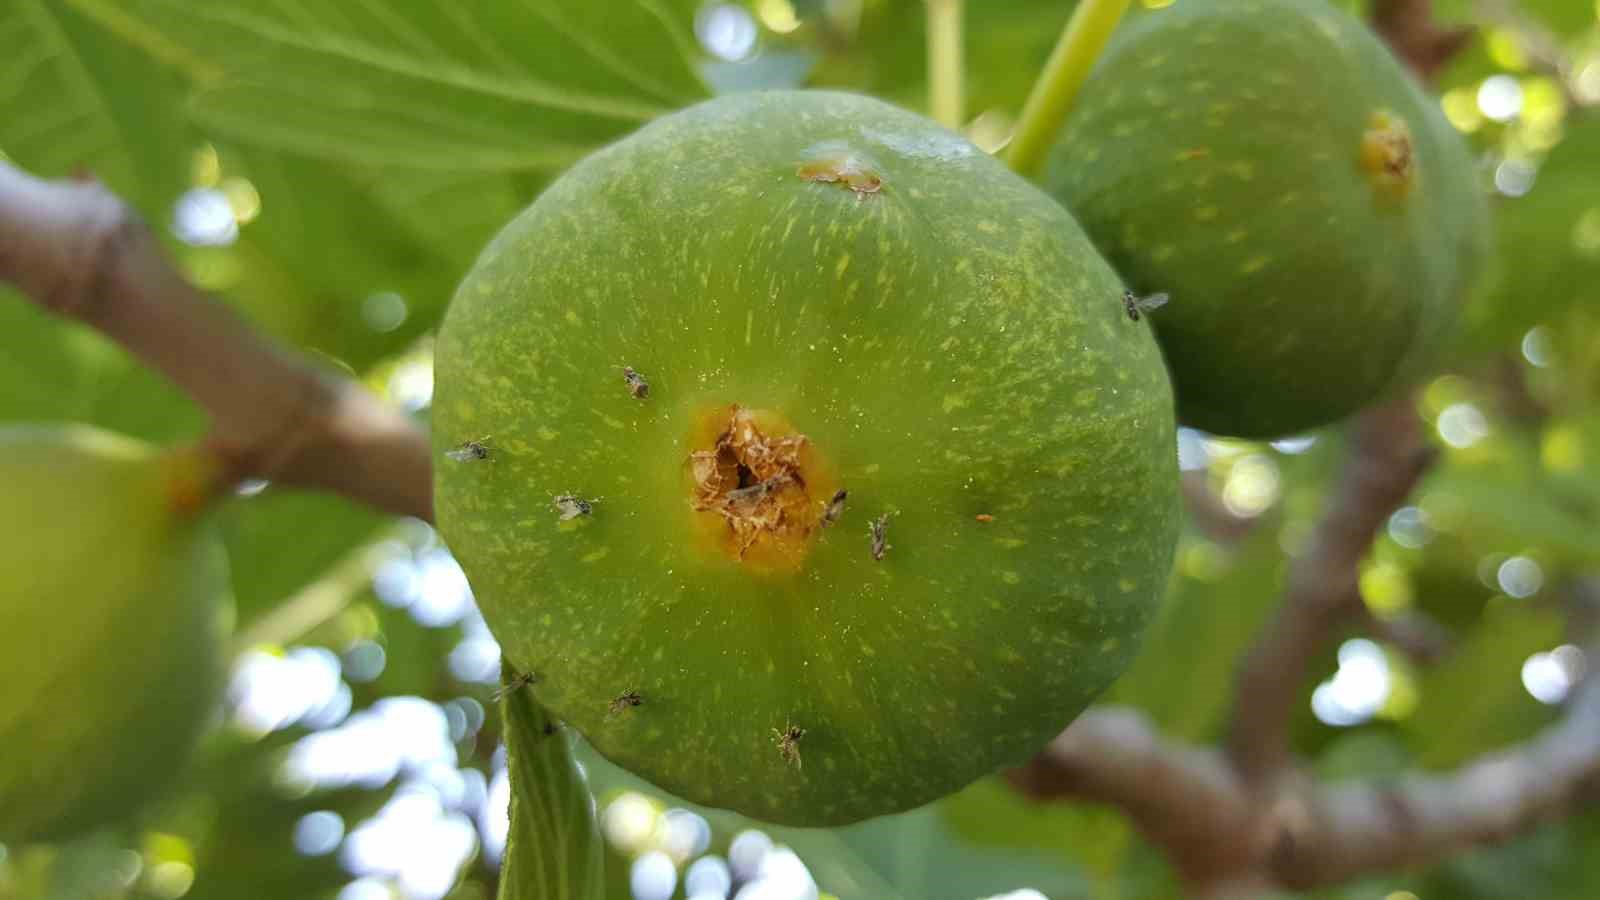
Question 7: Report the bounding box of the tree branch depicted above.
[1012,660,1600,891]
[0,162,433,521]
[1227,396,1436,783]
[1371,0,1475,83]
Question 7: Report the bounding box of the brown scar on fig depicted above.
[689,406,817,558]
[772,723,805,769]
[975,513,994,523]
[1358,109,1416,202]
[608,690,643,716]
[869,513,893,560]
[797,149,884,197]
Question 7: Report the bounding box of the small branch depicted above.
[925,0,965,130]
[1004,0,1133,178]
[1227,396,1435,783]
[0,162,433,521]
[1359,606,1455,666]
[1274,653,1600,886]
[1007,708,1259,885]
[1013,659,1600,891]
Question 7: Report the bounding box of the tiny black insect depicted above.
[554,494,595,521]
[446,436,493,462]
[492,669,537,700]
[620,366,650,400]
[869,513,892,561]
[772,723,806,769]
[821,489,849,527]
[608,690,643,716]
[1122,290,1170,321]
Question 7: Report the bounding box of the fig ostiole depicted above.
[0,424,227,844]
[435,90,1180,826]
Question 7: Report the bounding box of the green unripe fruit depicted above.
[434,90,1179,826]
[1045,0,1490,438]
[0,425,226,844]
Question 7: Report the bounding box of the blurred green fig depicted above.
[0,424,226,844]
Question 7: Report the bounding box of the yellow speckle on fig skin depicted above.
[433,91,1179,827]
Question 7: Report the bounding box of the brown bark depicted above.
[0,163,433,520]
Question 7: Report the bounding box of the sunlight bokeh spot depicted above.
[1496,556,1543,598]
[173,188,239,247]
[294,811,346,857]
[632,850,679,900]
[1477,75,1523,122]
[696,4,758,61]
[1522,645,1584,704]
[1311,639,1391,726]
[1436,403,1489,448]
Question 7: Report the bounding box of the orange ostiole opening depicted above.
[685,404,840,573]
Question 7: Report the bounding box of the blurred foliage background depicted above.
[2,0,1599,898]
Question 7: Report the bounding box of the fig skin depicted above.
[1045,0,1490,438]
[0,424,226,844]
[434,90,1179,826]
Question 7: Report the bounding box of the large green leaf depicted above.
[1456,118,1600,359]
[1400,600,1562,767]
[0,0,191,213]
[1107,526,1290,741]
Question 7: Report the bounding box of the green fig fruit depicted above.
[1045,0,1490,438]
[0,424,226,844]
[434,90,1180,826]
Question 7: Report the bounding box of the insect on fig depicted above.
[869,513,893,561]
[1122,290,1169,322]
[608,690,643,715]
[553,494,594,521]
[447,436,493,462]
[772,723,805,769]
[821,489,849,527]
[620,366,650,400]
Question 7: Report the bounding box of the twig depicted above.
[1371,0,1475,83]
[1358,606,1455,666]
[0,162,433,521]
[1227,397,1435,783]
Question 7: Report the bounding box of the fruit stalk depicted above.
[1005,0,1132,178]
[496,671,604,900]
[925,0,965,129]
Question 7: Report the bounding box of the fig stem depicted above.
[1005,0,1133,178]
[925,0,965,130]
